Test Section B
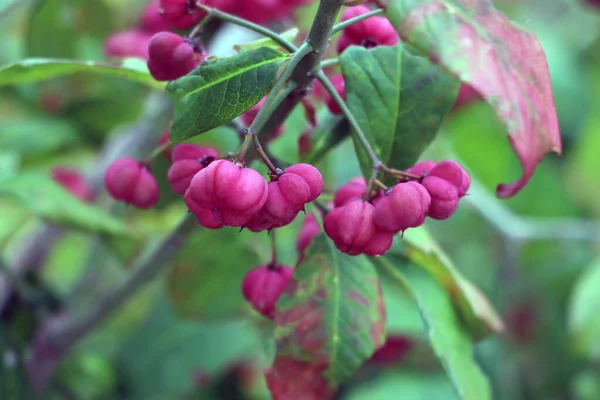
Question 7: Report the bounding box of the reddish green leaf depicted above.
[384,0,561,197]
[265,234,386,400]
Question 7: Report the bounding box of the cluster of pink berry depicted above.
[324,160,470,256]
[241,264,293,319]
[184,156,323,231]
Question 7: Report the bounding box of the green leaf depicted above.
[569,257,600,359]
[397,228,504,339]
[234,28,299,52]
[347,371,459,400]
[0,117,80,156]
[166,47,288,141]
[0,58,164,90]
[167,228,261,319]
[341,45,458,178]
[384,0,561,198]
[373,255,491,400]
[265,234,386,399]
[119,297,261,399]
[300,114,350,165]
[0,174,128,236]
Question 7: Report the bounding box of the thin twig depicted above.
[331,8,384,34]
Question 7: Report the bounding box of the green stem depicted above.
[320,57,339,68]
[197,5,298,53]
[145,141,171,163]
[314,70,381,167]
[331,8,384,35]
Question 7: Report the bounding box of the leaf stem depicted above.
[331,8,384,34]
[320,57,339,69]
[197,5,298,53]
[270,229,278,265]
[144,141,171,163]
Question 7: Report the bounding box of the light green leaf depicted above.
[373,255,491,400]
[0,174,128,236]
[166,47,288,141]
[347,371,459,400]
[0,58,164,89]
[0,117,80,156]
[341,45,458,178]
[399,228,504,339]
[234,28,299,52]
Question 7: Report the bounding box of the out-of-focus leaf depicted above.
[0,174,128,236]
[395,228,504,339]
[300,114,350,165]
[0,153,19,181]
[347,371,458,400]
[234,28,299,52]
[265,234,386,400]
[0,117,80,156]
[569,257,600,360]
[167,227,261,319]
[166,47,287,141]
[373,255,491,400]
[384,0,561,197]
[0,58,164,89]
[119,298,261,399]
[341,45,458,178]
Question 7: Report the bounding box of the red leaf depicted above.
[384,0,561,197]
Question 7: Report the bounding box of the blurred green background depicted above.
[2,0,600,399]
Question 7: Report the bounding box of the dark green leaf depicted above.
[265,233,386,399]
[397,228,504,339]
[373,254,491,400]
[0,174,128,235]
[300,114,350,165]
[569,257,600,359]
[341,45,458,178]
[0,117,80,156]
[0,58,164,89]
[384,0,561,197]
[167,228,261,319]
[166,47,288,141]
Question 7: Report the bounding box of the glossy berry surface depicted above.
[167,144,218,195]
[52,168,94,202]
[147,32,203,81]
[336,5,398,54]
[159,0,207,30]
[242,265,294,319]
[104,158,159,209]
[373,181,431,233]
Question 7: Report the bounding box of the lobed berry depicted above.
[373,181,430,233]
[184,194,223,229]
[336,5,398,54]
[167,144,218,195]
[421,160,470,219]
[159,0,208,30]
[333,176,367,208]
[186,160,268,227]
[147,32,204,81]
[242,264,294,319]
[324,199,377,255]
[104,29,153,60]
[405,160,436,178]
[52,168,94,202]
[140,0,172,33]
[104,158,159,209]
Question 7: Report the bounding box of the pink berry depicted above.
[421,176,459,220]
[427,160,470,198]
[262,180,306,227]
[159,0,207,30]
[140,0,171,33]
[184,193,222,229]
[405,160,437,177]
[458,169,471,197]
[324,75,345,115]
[324,199,376,255]
[369,335,413,366]
[167,144,218,195]
[104,29,153,60]
[336,5,398,54]
[373,182,431,233]
[242,264,294,319]
[363,228,394,257]
[147,32,203,81]
[104,158,159,209]
[333,177,367,208]
[52,168,93,202]
[186,160,268,226]
[241,97,285,138]
[296,212,320,256]
[281,164,323,202]
[452,84,481,110]
[243,209,274,233]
